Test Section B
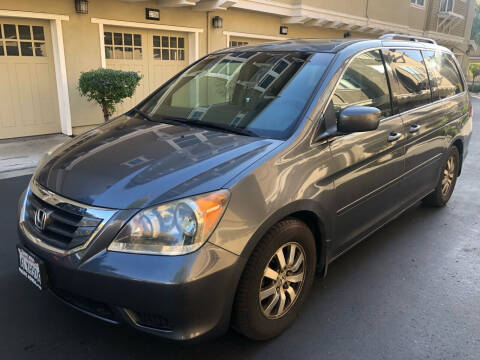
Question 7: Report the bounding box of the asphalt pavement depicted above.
[1,99,479,360]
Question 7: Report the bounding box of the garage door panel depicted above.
[149,31,188,92]
[0,63,17,128]
[0,19,60,139]
[105,27,189,118]
[105,27,149,117]
[16,63,37,125]
[35,63,57,125]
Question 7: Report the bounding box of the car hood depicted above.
[35,115,281,209]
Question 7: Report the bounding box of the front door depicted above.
[328,50,406,251]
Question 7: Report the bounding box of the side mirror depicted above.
[338,106,381,133]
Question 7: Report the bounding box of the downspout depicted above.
[206,11,211,54]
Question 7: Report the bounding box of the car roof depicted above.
[214,38,448,54]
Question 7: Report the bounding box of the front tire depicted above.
[232,218,316,340]
[423,146,460,207]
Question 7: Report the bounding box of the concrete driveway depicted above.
[0,99,479,360]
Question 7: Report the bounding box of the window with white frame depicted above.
[440,0,454,12]
[0,23,47,57]
[410,0,425,7]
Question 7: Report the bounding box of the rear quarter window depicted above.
[422,50,464,100]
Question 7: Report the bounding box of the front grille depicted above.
[24,191,102,251]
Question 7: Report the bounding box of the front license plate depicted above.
[17,245,47,290]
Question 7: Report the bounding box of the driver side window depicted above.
[332,50,392,121]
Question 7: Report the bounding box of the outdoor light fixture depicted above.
[212,16,223,29]
[75,0,88,14]
[280,26,288,35]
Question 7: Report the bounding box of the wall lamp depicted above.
[212,16,223,29]
[75,0,89,14]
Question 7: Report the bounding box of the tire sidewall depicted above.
[439,146,460,204]
[239,220,316,340]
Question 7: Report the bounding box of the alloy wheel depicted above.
[441,155,456,197]
[258,242,306,319]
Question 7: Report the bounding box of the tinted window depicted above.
[332,50,392,120]
[422,51,464,100]
[139,52,333,139]
[385,49,431,113]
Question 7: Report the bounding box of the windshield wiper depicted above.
[132,109,258,137]
[186,119,259,137]
[132,109,187,127]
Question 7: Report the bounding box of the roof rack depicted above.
[378,33,437,45]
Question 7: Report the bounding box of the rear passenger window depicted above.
[332,50,392,120]
[385,49,431,113]
[423,50,463,101]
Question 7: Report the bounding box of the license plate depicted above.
[17,245,47,290]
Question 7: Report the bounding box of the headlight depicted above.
[108,190,230,255]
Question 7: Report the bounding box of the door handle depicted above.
[387,132,402,142]
[409,124,421,133]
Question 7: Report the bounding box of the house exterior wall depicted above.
[0,0,475,137]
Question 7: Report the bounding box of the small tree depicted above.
[470,63,480,86]
[78,68,142,121]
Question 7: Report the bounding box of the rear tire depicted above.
[232,218,316,340]
[423,146,460,207]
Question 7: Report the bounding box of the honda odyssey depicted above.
[17,35,472,341]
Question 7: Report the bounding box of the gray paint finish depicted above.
[2,96,479,357]
[17,38,473,341]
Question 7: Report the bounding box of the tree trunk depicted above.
[101,103,110,122]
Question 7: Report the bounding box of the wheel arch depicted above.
[239,200,330,277]
[452,138,464,176]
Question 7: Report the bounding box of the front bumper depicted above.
[18,228,245,341]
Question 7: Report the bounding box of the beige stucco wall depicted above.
[408,5,427,31]
[302,0,368,17]
[0,0,474,133]
[367,0,410,27]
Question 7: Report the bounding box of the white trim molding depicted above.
[50,19,72,136]
[229,0,435,36]
[0,10,72,136]
[91,18,204,66]
[223,30,288,47]
[0,9,69,21]
[90,18,204,34]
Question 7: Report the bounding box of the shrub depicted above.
[78,68,142,121]
[468,83,480,93]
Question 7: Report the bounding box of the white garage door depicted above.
[104,26,188,116]
[0,19,61,139]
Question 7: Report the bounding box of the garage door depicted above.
[104,26,188,116]
[0,19,61,139]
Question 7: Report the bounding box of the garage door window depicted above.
[152,35,185,61]
[0,23,46,57]
[104,31,142,60]
[230,41,248,47]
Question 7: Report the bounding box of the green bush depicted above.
[468,83,480,93]
[78,68,142,121]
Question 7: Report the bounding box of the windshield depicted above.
[139,51,333,139]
